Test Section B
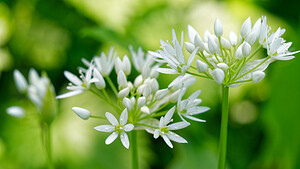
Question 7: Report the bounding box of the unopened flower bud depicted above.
[221,37,231,49]
[123,55,131,75]
[217,63,229,71]
[14,70,28,93]
[72,107,91,120]
[241,17,252,38]
[123,97,132,110]
[141,106,150,114]
[229,31,238,46]
[214,17,223,37]
[138,97,146,107]
[142,65,150,79]
[115,57,122,74]
[7,106,25,118]
[134,75,143,87]
[155,89,168,100]
[235,45,243,59]
[118,87,130,98]
[211,68,225,84]
[245,31,256,45]
[252,71,265,83]
[93,68,106,89]
[185,42,196,53]
[150,79,159,92]
[169,89,181,103]
[242,41,251,57]
[143,85,152,98]
[117,70,127,89]
[252,18,262,40]
[196,60,208,73]
[208,37,219,54]
[194,34,205,51]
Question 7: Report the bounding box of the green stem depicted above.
[218,86,229,169]
[41,122,54,169]
[105,76,118,97]
[186,71,212,79]
[131,130,139,169]
[246,45,262,62]
[89,89,120,111]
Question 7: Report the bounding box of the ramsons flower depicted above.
[94,109,134,149]
[153,106,190,148]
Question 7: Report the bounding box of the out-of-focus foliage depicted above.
[0,0,299,169]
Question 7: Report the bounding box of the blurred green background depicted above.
[1,0,300,169]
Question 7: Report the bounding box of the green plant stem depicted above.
[131,130,139,169]
[218,86,229,169]
[105,76,118,97]
[41,122,54,169]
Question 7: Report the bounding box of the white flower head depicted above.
[72,107,91,120]
[7,106,25,118]
[94,109,134,149]
[153,106,189,148]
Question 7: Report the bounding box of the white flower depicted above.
[94,47,117,77]
[7,106,25,118]
[252,71,265,83]
[72,107,91,120]
[240,17,252,38]
[115,55,131,75]
[94,109,134,149]
[129,46,155,76]
[56,66,95,99]
[150,30,198,75]
[187,25,205,51]
[13,70,28,93]
[177,88,209,122]
[153,106,189,148]
[210,68,225,84]
[214,17,223,37]
[196,60,208,73]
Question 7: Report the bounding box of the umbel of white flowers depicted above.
[149,16,299,87]
[57,46,210,149]
[7,69,57,124]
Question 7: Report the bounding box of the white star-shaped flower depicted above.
[94,109,134,149]
[153,106,190,148]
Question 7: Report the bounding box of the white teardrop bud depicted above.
[196,60,208,73]
[72,107,91,120]
[240,17,252,38]
[252,71,265,83]
[211,68,225,84]
[242,41,251,57]
[229,31,238,46]
[214,17,223,37]
[14,70,28,93]
[7,106,25,118]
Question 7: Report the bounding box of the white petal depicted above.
[168,121,190,130]
[93,68,106,89]
[94,125,115,132]
[141,106,150,114]
[156,68,178,74]
[162,134,173,148]
[187,25,197,43]
[119,108,128,126]
[118,87,130,98]
[105,132,118,145]
[117,70,127,88]
[154,129,160,139]
[214,17,223,37]
[211,68,225,84]
[163,106,175,125]
[183,115,206,122]
[120,132,130,149]
[166,131,187,143]
[64,71,82,86]
[28,68,40,85]
[6,106,25,118]
[105,112,119,126]
[186,106,210,115]
[252,71,265,83]
[56,90,83,99]
[124,124,134,132]
[13,70,28,93]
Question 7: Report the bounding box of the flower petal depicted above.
[105,132,118,145]
[154,129,160,139]
[183,115,206,122]
[166,131,187,143]
[186,106,210,115]
[168,121,190,130]
[119,108,128,126]
[163,106,175,125]
[94,125,115,132]
[105,112,119,126]
[64,71,82,86]
[162,134,173,148]
[56,90,83,99]
[124,124,134,132]
[120,132,130,149]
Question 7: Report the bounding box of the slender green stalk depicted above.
[131,130,139,169]
[105,76,118,97]
[41,122,54,169]
[218,86,229,169]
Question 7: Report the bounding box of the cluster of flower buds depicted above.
[150,16,299,87]
[57,46,209,149]
[7,69,57,124]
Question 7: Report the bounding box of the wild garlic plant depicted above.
[7,69,57,169]
[57,46,209,169]
[149,16,299,169]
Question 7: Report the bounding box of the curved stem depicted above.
[218,86,229,169]
[131,130,139,169]
[41,122,54,169]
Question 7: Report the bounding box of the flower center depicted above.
[115,124,124,133]
[161,126,169,134]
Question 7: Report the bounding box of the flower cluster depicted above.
[7,69,57,124]
[150,16,299,87]
[57,46,209,149]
